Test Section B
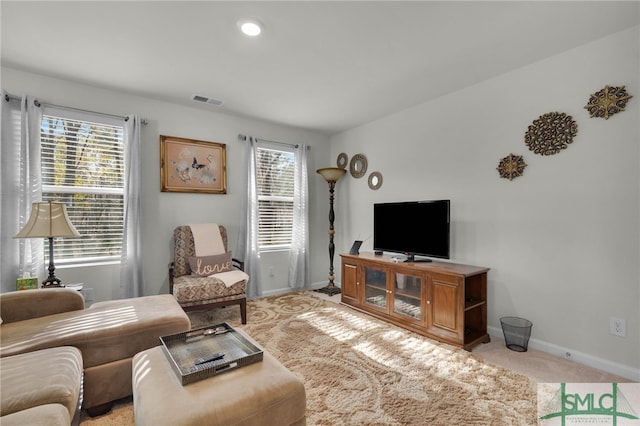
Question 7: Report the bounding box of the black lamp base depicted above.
[42,237,63,288]
[315,284,341,296]
[42,275,63,288]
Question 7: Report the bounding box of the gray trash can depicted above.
[500,316,533,352]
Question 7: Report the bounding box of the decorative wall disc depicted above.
[584,85,633,120]
[497,154,527,181]
[368,171,383,190]
[337,153,348,169]
[524,112,578,156]
[349,153,368,178]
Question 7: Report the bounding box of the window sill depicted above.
[56,260,120,269]
[258,247,292,254]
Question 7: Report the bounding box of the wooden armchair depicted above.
[169,225,247,324]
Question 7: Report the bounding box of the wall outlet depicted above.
[609,317,626,337]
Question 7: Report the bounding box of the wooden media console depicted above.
[340,253,490,351]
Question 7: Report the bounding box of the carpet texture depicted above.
[80,291,537,425]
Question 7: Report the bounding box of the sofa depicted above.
[0,288,191,417]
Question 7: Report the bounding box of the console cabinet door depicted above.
[391,270,425,326]
[362,264,389,314]
[427,272,463,343]
[341,262,359,303]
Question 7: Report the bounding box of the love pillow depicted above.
[188,252,233,277]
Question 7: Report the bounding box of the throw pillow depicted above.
[188,252,233,277]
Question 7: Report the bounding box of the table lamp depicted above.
[15,201,80,287]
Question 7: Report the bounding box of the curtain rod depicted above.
[3,92,147,124]
[238,133,310,150]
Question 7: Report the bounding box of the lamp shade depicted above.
[317,167,347,182]
[14,202,80,239]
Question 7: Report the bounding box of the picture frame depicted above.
[160,135,227,194]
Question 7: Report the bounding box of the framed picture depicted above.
[160,135,227,194]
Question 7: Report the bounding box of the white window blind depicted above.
[40,113,125,264]
[256,146,295,249]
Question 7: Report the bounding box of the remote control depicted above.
[194,352,225,365]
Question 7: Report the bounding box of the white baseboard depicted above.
[487,326,640,381]
[260,287,298,298]
[260,281,337,297]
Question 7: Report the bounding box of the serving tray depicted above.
[160,322,263,385]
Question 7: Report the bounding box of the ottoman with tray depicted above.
[132,324,306,426]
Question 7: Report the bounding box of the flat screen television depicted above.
[373,200,450,262]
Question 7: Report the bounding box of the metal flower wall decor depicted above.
[584,85,633,120]
[497,154,527,181]
[524,112,578,156]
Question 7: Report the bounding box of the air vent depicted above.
[191,95,223,106]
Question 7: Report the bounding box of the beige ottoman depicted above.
[0,346,83,425]
[133,344,306,426]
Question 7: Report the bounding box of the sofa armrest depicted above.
[0,288,85,324]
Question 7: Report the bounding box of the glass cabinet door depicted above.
[363,266,387,310]
[393,272,423,321]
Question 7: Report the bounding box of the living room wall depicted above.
[1,66,332,301]
[330,26,639,378]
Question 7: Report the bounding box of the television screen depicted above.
[373,200,450,261]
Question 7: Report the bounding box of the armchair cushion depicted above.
[188,252,233,277]
[172,276,245,306]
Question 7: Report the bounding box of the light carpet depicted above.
[80,291,537,425]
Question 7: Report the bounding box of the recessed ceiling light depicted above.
[238,19,263,37]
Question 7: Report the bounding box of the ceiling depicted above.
[2,1,638,135]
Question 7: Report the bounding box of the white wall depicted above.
[1,66,332,301]
[330,27,639,377]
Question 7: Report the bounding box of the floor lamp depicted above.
[316,167,347,296]
[14,201,80,288]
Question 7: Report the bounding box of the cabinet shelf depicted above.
[464,299,486,311]
[395,289,421,300]
[366,283,387,292]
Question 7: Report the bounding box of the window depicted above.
[255,146,295,249]
[40,112,125,265]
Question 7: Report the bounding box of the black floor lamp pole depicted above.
[316,167,346,296]
[322,181,340,295]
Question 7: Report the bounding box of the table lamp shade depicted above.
[15,202,80,239]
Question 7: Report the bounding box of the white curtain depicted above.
[119,115,144,298]
[0,92,43,293]
[288,144,310,289]
[237,135,262,299]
